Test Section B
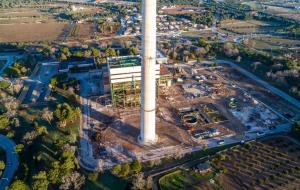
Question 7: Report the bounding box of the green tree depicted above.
[119,163,130,177]
[0,160,5,170]
[130,160,142,173]
[198,37,207,47]
[0,80,10,89]
[35,125,48,135]
[0,115,10,129]
[9,180,30,190]
[73,51,83,58]
[87,172,98,182]
[50,73,68,87]
[112,164,122,176]
[32,171,49,190]
[59,53,68,61]
[4,67,21,78]
[54,103,80,127]
[11,118,20,128]
[105,48,116,57]
[129,47,139,55]
[48,161,61,184]
[286,59,298,70]
[61,155,77,176]
[61,47,71,57]
[91,48,100,57]
[15,144,24,153]
[6,131,15,138]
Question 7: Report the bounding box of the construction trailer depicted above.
[106,55,172,107]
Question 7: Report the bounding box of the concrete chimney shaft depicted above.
[140,0,157,144]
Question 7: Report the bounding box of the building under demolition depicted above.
[105,55,171,107]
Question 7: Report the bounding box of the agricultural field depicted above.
[0,7,57,24]
[182,30,218,41]
[67,23,95,40]
[211,136,300,190]
[0,22,69,42]
[264,5,300,22]
[220,19,280,34]
[0,4,103,42]
[161,6,201,15]
[159,136,300,190]
[248,36,300,50]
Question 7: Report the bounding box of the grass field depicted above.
[264,5,300,22]
[0,8,42,17]
[0,7,56,24]
[159,170,215,190]
[182,30,217,41]
[249,36,300,50]
[221,19,270,28]
[0,22,69,42]
[220,19,280,34]
[84,171,128,190]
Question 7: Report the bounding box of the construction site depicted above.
[83,57,299,166]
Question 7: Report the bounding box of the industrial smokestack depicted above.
[139,0,157,144]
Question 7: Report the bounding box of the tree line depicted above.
[0,0,52,8]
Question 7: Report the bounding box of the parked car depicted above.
[217,140,225,145]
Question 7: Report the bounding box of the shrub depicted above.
[0,80,10,89]
[87,172,99,182]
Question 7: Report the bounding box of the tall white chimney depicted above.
[139,0,157,144]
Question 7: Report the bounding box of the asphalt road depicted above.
[0,135,19,190]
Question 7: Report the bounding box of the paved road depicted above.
[215,60,300,109]
[0,135,19,190]
[76,73,100,171]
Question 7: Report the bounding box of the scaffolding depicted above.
[110,76,173,108]
[111,79,141,108]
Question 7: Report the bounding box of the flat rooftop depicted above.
[107,56,141,68]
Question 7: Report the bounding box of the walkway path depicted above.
[0,135,19,190]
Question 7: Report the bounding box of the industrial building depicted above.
[106,55,171,107]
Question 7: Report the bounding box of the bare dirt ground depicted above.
[0,22,69,42]
[161,6,201,15]
[90,63,294,162]
[67,23,95,40]
[0,8,41,17]
[219,65,299,120]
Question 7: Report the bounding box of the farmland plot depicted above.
[211,137,300,190]
[0,22,69,42]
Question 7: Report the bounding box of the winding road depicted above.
[0,135,19,190]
